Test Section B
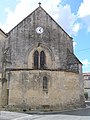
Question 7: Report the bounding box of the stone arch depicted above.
[24,43,55,69]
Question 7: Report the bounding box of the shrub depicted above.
[84,92,88,100]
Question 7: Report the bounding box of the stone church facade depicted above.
[0,4,85,111]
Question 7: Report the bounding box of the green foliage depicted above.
[84,92,88,100]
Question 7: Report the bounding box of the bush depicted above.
[84,92,88,100]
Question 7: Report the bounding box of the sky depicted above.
[0,0,90,73]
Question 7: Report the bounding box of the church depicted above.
[0,3,85,112]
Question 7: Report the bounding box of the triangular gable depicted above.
[38,6,72,39]
[8,5,72,40]
[8,6,39,34]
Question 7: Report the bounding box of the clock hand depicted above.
[39,28,41,32]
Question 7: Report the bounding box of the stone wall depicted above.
[0,6,85,112]
[0,30,7,70]
[0,30,7,107]
[5,70,85,111]
[0,79,2,106]
[7,7,73,70]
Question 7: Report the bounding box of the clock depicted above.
[36,27,43,34]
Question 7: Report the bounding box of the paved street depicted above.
[0,102,90,120]
[0,107,90,120]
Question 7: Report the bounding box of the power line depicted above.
[75,48,90,52]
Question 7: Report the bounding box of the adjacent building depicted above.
[0,29,8,106]
[83,73,90,100]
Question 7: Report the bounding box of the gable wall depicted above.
[7,7,73,70]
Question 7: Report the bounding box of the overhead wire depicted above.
[75,48,90,52]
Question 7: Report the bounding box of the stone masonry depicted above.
[0,5,85,111]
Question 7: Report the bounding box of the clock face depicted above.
[36,27,43,34]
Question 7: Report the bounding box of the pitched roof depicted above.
[0,29,8,37]
[67,49,82,65]
[8,5,72,39]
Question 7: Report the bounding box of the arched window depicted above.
[40,51,45,69]
[34,50,39,69]
[43,76,48,90]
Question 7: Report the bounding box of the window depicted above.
[34,50,39,69]
[88,76,90,80]
[43,76,48,90]
[33,50,46,69]
[40,51,45,69]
